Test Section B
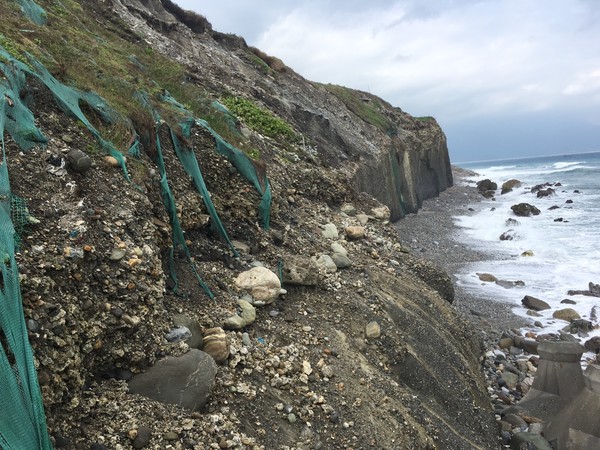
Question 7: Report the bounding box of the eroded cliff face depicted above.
[113,0,453,220]
[0,1,494,449]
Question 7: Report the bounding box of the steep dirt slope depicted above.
[0,1,497,449]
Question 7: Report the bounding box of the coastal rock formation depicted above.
[477,178,498,192]
[512,203,541,217]
[522,295,551,311]
[112,0,453,222]
[476,178,497,199]
[537,187,556,198]
[568,282,600,297]
[501,179,522,194]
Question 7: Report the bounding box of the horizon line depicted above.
[454,149,600,165]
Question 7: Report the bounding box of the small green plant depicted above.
[324,84,392,132]
[416,116,436,123]
[246,148,260,160]
[0,34,23,61]
[221,96,297,142]
[246,52,271,74]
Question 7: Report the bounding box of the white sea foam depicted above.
[553,161,582,169]
[455,152,600,361]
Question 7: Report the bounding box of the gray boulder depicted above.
[536,187,555,198]
[584,336,600,353]
[331,253,351,269]
[511,203,541,217]
[477,179,497,192]
[66,148,92,172]
[128,350,217,410]
[522,295,551,311]
[315,255,337,273]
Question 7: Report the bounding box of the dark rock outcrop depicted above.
[536,188,555,198]
[568,282,600,297]
[500,229,517,241]
[128,350,217,410]
[511,203,541,217]
[522,295,551,311]
[477,179,497,192]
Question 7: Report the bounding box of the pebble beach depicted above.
[395,167,530,336]
[395,167,559,448]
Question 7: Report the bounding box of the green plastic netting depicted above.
[0,46,138,449]
[0,48,131,180]
[0,59,47,150]
[158,92,271,230]
[160,93,238,255]
[197,117,271,230]
[0,53,53,450]
[16,0,47,26]
[135,91,215,297]
[210,100,241,137]
[157,132,215,298]
[132,90,273,297]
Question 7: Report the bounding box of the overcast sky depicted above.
[175,0,600,162]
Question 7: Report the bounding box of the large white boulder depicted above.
[234,267,282,305]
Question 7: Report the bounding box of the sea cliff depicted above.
[0,1,499,449]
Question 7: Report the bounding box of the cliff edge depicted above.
[0,1,495,449]
[113,0,453,220]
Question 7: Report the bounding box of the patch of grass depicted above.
[415,116,436,123]
[0,0,261,158]
[324,84,393,132]
[244,51,271,75]
[245,148,260,160]
[0,34,23,62]
[248,47,287,73]
[221,96,297,142]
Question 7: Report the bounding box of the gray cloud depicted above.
[175,0,600,161]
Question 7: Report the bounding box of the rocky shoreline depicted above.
[395,167,529,336]
[395,167,551,447]
[399,167,599,449]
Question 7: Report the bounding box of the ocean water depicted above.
[454,151,600,357]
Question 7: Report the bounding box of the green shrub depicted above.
[324,84,392,132]
[416,116,436,123]
[221,96,297,141]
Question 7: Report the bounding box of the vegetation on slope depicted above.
[323,83,394,133]
[221,96,297,142]
[0,0,283,153]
